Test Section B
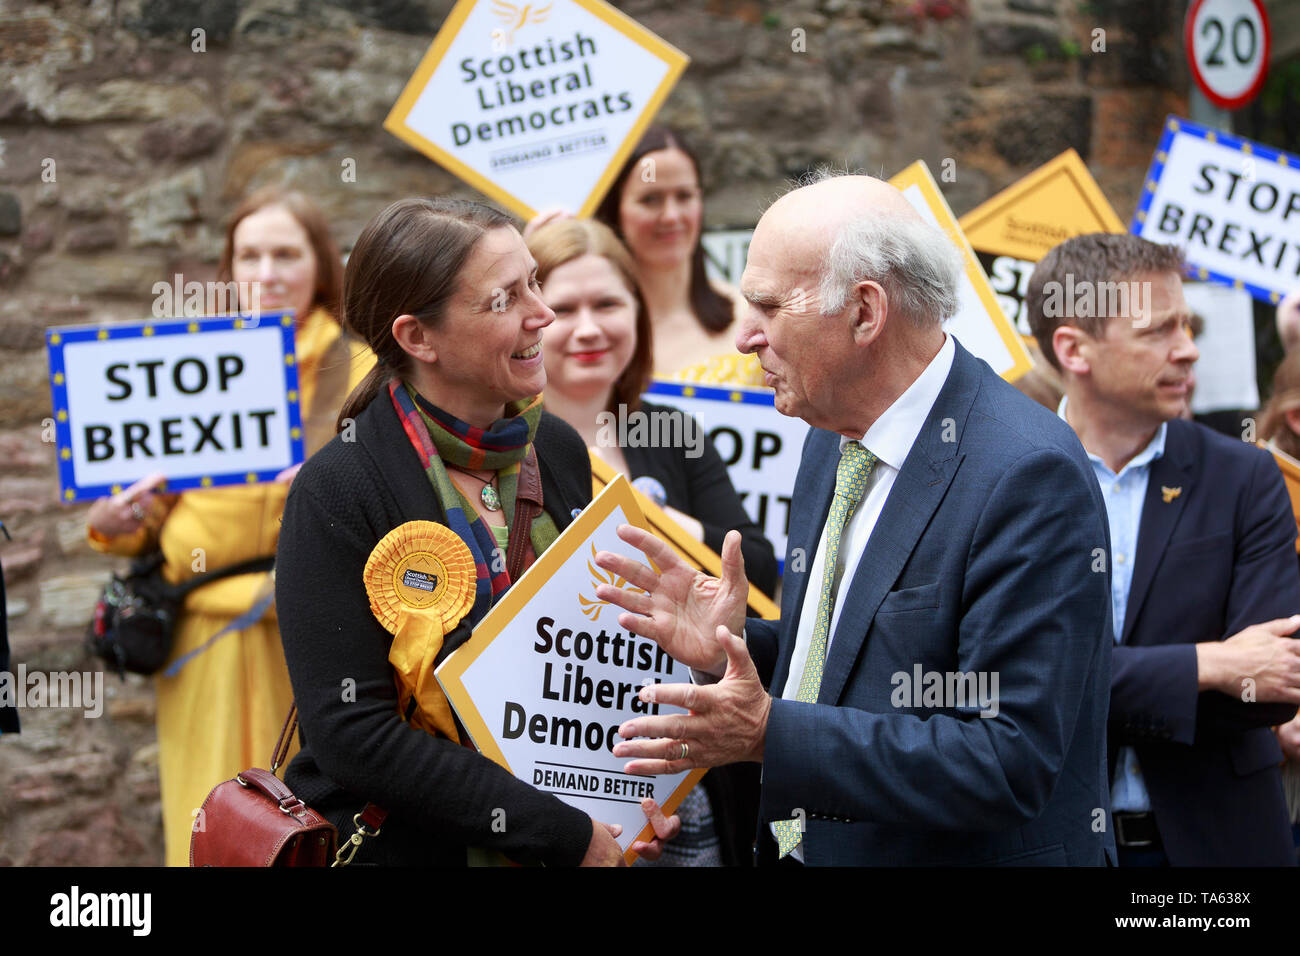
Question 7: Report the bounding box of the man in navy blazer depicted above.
[594,174,1115,865]
[1028,233,1300,866]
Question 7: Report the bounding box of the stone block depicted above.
[64,222,119,253]
[9,751,116,803]
[127,0,239,43]
[41,80,210,124]
[23,806,151,866]
[21,223,55,253]
[38,572,111,630]
[0,542,43,580]
[0,192,20,236]
[28,252,161,298]
[0,313,46,351]
[124,167,205,247]
[0,353,53,428]
[56,513,94,557]
[976,19,1060,56]
[138,118,225,162]
[993,93,1092,166]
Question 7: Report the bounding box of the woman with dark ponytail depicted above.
[275,197,677,865]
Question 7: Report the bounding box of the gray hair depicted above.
[819,212,963,325]
[791,167,962,326]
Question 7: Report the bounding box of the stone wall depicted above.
[0,0,1188,865]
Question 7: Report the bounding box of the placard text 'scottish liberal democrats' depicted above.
[437,476,703,862]
[384,0,688,219]
[45,314,305,502]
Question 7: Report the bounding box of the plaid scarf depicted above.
[389,379,558,627]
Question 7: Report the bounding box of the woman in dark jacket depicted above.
[275,198,673,866]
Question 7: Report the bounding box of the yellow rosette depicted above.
[364,521,476,741]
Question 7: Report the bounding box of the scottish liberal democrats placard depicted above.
[1133,116,1300,305]
[384,0,688,220]
[46,313,305,502]
[436,475,704,863]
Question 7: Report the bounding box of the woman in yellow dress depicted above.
[84,187,372,866]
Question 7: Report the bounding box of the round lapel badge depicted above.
[364,520,477,633]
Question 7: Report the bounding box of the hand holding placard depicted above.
[630,797,682,860]
[593,526,748,676]
[580,819,626,866]
[86,471,172,538]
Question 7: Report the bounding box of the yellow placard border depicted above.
[435,473,706,863]
[589,453,780,620]
[890,160,1033,383]
[957,148,1126,261]
[383,0,691,221]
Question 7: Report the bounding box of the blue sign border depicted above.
[1131,114,1300,306]
[46,312,305,503]
[645,379,776,408]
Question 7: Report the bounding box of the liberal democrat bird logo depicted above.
[491,1,552,46]
[579,542,644,621]
[1161,486,1182,503]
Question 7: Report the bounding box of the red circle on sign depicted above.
[1185,0,1272,110]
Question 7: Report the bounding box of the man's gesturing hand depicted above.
[612,626,771,774]
[593,526,748,676]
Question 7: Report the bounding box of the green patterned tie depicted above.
[774,440,877,858]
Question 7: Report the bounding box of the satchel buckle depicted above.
[331,812,383,867]
[279,796,306,817]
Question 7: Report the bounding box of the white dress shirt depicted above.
[776,332,955,859]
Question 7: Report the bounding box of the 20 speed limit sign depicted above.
[1185,0,1271,110]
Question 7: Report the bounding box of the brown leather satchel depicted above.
[190,704,386,867]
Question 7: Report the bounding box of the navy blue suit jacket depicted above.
[1109,419,1299,866]
[746,339,1115,866]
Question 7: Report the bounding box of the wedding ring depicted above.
[130,501,146,521]
[678,742,689,761]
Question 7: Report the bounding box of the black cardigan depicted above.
[275,389,594,866]
[622,401,778,598]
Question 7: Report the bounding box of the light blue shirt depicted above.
[1059,398,1167,813]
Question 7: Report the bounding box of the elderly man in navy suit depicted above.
[594,173,1115,866]
[1027,233,1300,866]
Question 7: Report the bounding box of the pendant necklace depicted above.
[449,466,501,511]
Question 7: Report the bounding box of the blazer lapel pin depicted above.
[1161,486,1182,503]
